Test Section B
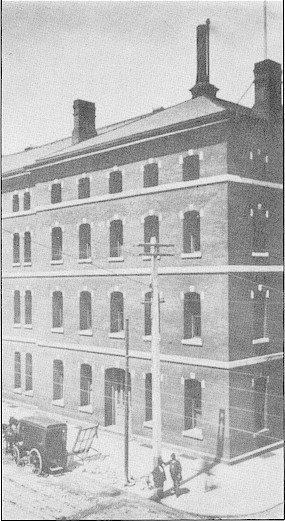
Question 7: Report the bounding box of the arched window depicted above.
[182,155,200,181]
[184,292,201,339]
[14,290,21,324]
[52,291,63,328]
[145,373,152,422]
[23,192,31,211]
[25,353,33,391]
[144,292,152,336]
[144,215,159,254]
[80,291,92,330]
[51,183,62,204]
[143,163,158,188]
[184,379,202,430]
[13,194,19,212]
[109,171,122,194]
[79,223,91,259]
[110,220,123,258]
[252,207,267,253]
[53,360,64,401]
[25,290,32,325]
[24,231,31,263]
[78,177,90,199]
[110,291,124,333]
[51,227,62,261]
[80,364,92,406]
[183,211,200,253]
[13,233,20,264]
[14,352,21,389]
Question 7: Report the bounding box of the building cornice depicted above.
[2,265,283,279]
[3,335,283,369]
[2,174,283,219]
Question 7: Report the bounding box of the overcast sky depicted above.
[2,0,283,155]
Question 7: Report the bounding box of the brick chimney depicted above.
[190,19,218,99]
[72,99,97,145]
[253,59,282,120]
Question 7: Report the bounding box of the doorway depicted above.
[105,368,131,429]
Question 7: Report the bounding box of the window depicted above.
[184,292,201,339]
[145,373,152,421]
[25,290,32,325]
[79,223,91,259]
[51,227,62,261]
[143,163,159,188]
[52,291,63,328]
[25,353,33,391]
[144,215,159,254]
[253,289,268,340]
[110,220,123,258]
[80,291,92,330]
[184,379,201,430]
[80,364,92,406]
[144,292,152,336]
[24,232,31,263]
[51,183,62,204]
[23,192,31,211]
[78,177,90,199]
[182,155,200,181]
[109,171,122,194]
[53,360,64,401]
[13,233,20,264]
[13,194,19,212]
[14,352,21,389]
[110,291,124,333]
[252,207,267,253]
[253,377,267,432]
[183,211,200,253]
[14,291,21,324]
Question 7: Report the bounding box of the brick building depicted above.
[2,22,283,462]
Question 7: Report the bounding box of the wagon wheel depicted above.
[12,445,20,465]
[30,448,43,475]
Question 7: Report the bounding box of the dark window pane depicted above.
[14,291,21,324]
[109,171,122,194]
[25,353,33,391]
[13,194,19,212]
[184,379,201,430]
[24,192,31,211]
[78,178,90,199]
[79,224,91,259]
[52,227,62,260]
[25,291,32,325]
[80,291,92,330]
[52,291,63,328]
[183,155,200,181]
[24,232,31,263]
[253,290,267,339]
[13,234,20,264]
[184,292,201,339]
[15,352,21,388]
[80,364,92,406]
[53,360,64,400]
[145,373,152,421]
[144,216,159,254]
[183,211,200,253]
[143,163,158,188]
[110,220,123,257]
[144,292,152,336]
[51,183,62,204]
[110,292,124,333]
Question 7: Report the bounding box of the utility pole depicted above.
[124,317,130,485]
[139,237,174,466]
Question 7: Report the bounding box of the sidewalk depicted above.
[3,399,284,519]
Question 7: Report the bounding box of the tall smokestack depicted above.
[72,99,97,145]
[190,19,218,99]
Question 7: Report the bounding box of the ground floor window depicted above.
[184,378,202,430]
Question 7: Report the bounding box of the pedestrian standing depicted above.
[166,453,182,497]
[149,456,166,501]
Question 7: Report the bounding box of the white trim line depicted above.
[3,265,283,279]
[2,336,283,368]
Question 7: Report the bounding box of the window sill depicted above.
[108,256,124,263]
[252,337,269,345]
[23,262,32,267]
[141,255,151,261]
[12,262,21,267]
[24,324,33,329]
[51,327,64,334]
[253,428,269,439]
[52,399,65,408]
[143,420,153,429]
[109,332,125,339]
[78,329,93,336]
[182,428,203,440]
[252,252,269,258]
[13,323,21,328]
[13,388,22,394]
[79,404,93,414]
[143,335,152,342]
[78,258,92,264]
[181,252,202,259]
[181,338,202,347]
[51,259,63,265]
[24,390,34,397]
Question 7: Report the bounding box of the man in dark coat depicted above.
[150,456,166,501]
[166,453,182,497]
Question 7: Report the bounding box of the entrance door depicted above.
[112,382,125,428]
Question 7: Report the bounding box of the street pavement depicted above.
[2,398,284,520]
